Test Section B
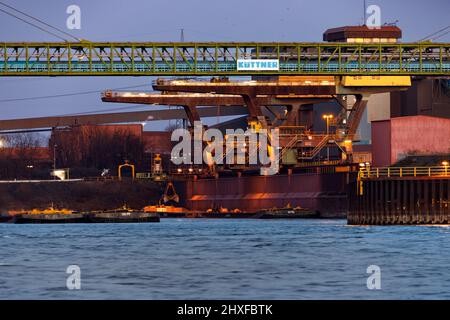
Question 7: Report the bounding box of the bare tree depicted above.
[0,133,46,179]
[49,126,145,174]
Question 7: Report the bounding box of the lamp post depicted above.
[322,114,334,161]
[443,161,449,176]
[53,144,57,179]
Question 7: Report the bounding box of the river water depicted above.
[1,219,450,299]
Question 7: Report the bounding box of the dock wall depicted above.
[349,177,450,224]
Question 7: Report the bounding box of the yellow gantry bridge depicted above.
[0,42,450,76]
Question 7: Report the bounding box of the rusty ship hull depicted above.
[177,170,353,218]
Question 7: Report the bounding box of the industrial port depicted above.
[2,0,450,306]
[0,22,449,225]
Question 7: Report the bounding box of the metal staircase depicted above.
[298,135,330,160]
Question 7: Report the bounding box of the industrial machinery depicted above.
[0,25,449,173]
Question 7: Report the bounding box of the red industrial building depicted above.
[371,115,450,167]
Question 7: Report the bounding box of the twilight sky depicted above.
[0,0,449,129]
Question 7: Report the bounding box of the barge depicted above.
[13,213,87,224]
[12,212,160,224]
[143,204,187,218]
[87,211,160,223]
[256,206,319,219]
[8,205,160,224]
[185,205,318,219]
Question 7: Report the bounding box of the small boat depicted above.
[188,212,259,218]
[10,203,159,224]
[143,204,187,218]
[87,205,160,223]
[87,211,159,223]
[10,204,85,224]
[189,207,258,219]
[255,205,319,219]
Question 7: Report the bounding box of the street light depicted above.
[322,114,334,161]
[322,114,334,135]
[53,144,57,180]
[442,161,449,176]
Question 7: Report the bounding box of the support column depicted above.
[242,94,268,127]
[299,104,314,130]
[346,94,370,137]
[182,104,201,127]
[277,104,300,126]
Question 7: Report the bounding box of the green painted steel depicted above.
[0,41,449,76]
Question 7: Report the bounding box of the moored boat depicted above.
[87,211,160,223]
[10,204,84,224]
[143,204,187,218]
[187,208,258,219]
[13,213,87,224]
[255,205,319,219]
[9,203,159,224]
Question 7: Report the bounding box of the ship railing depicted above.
[359,166,450,179]
[296,160,344,168]
[135,172,152,179]
[83,176,120,182]
[278,126,307,136]
[298,134,335,159]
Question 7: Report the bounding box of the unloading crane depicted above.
[0,42,449,76]
[1,39,449,169]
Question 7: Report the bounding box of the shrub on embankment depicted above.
[0,180,162,212]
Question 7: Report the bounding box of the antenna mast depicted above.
[363,0,366,25]
[180,28,185,42]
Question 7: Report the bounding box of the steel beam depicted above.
[152,80,337,95]
[101,92,334,106]
[346,94,370,136]
[0,106,249,131]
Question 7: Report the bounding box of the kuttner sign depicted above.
[237,59,280,71]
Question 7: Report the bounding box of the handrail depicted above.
[359,166,450,178]
[279,134,299,159]
[298,134,332,159]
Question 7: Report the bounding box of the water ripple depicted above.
[1,219,450,299]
